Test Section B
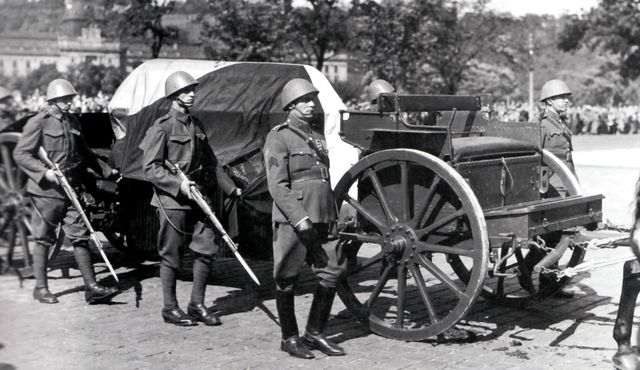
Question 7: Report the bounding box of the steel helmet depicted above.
[46,79,77,101]
[365,79,395,102]
[165,71,198,98]
[539,79,572,102]
[281,78,318,111]
[0,86,12,101]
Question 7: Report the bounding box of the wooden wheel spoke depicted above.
[399,162,410,222]
[418,254,465,299]
[395,265,407,328]
[21,216,32,235]
[339,232,382,245]
[0,174,10,192]
[408,263,439,324]
[344,194,388,231]
[410,176,441,228]
[6,224,17,264]
[416,209,465,238]
[365,168,397,223]
[365,263,393,309]
[1,145,15,189]
[349,250,384,274]
[415,240,473,257]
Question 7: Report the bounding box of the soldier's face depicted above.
[548,94,570,113]
[176,86,196,108]
[52,95,74,113]
[291,94,316,119]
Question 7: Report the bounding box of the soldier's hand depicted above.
[179,179,196,200]
[232,187,242,198]
[306,245,329,269]
[44,169,59,185]
[295,218,317,245]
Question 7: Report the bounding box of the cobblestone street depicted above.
[1,139,639,370]
[0,243,635,370]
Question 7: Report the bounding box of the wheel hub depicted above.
[382,224,419,263]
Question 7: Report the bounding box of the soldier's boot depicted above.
[187,254,221,326]
[301,284,345,356]
[160,264,196,326]
[276,290,314,359]
[32,242,58,304]
[74,245,118,304]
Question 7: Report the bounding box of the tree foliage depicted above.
[201,0,350,69]
[104,0,179,58]
[558,0,640,80]
[202,0,293,62]
[351,0,510,94]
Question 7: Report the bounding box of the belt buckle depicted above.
[320,167,329,181]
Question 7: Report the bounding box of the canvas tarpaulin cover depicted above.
[108,59,358,241]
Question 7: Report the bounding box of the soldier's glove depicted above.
[179,179,196,200]
[295,219,329,268]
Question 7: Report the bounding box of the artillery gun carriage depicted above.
[333,92,603,341]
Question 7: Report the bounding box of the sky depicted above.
[488,0,599,16]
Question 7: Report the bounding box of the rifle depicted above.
[38,147,119,282]
[165,160,260,286]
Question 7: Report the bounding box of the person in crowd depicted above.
[139,71,241,327]
[264,78,347,359]
[13,79,119,304]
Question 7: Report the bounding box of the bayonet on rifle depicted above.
[38,147,119,282]
[165,160,260,286]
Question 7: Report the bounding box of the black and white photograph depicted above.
[2,0,640,369]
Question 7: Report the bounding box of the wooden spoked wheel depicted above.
[335,149,489,341]
[0,133,63,276]
[449,149,585,305]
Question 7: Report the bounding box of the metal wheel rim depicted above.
[335,149,489,341]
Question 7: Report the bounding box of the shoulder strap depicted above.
[283,124,329,163]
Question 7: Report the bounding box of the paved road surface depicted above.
[1,134,638,370]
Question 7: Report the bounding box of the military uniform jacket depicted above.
[540,109,574,168]
[264,114,337,226]
[13,106,111,199]
[140,108,236,210]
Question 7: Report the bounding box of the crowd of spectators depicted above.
[6,90,640,136]
[8,90,111,121]
[492,100,640,135]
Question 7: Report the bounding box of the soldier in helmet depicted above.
[140,71,241,327]
[364,79,395,106]
[539,79,576,175]
[13,79,119,304]
[0,86,15,132]
[264,78,347,359]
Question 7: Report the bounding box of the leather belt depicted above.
[290,167,330,182]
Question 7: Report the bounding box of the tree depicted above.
[17,64,61,95]
[351,0,507,94]
[201,0,293,62]
[289,0,350,70]
[558,0,640,80]
[201,0,350,69]
[105,0,179,58]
